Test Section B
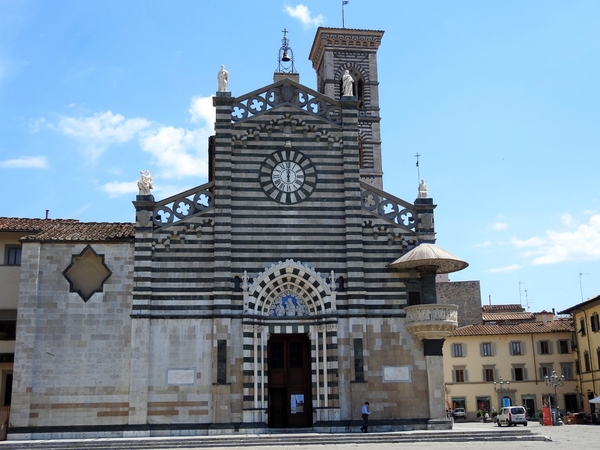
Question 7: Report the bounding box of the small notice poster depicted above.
[291,394,304,414]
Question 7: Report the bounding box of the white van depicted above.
[496,406,527,426]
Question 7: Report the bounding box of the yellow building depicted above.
[443,305,577,420]
[560,295,600,420]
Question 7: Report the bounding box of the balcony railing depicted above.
[405,304,458,339]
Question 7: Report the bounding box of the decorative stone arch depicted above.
[245,259,336,316]
[336,63,368,106]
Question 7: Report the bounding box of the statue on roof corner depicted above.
[418,179,428,198]
[138,170,153,196]
[217,64,229,92]
[342,70,354,97]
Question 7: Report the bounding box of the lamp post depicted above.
[545,370,565,425]
[493,377,510,410]
[445,385,451,415]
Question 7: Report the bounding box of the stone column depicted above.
[405,305,458,430]
[418,266,439,304]
[423,339,448,428]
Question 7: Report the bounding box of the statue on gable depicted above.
[418,179,428,198]
[217,64,229,92]
[138,170,153,196]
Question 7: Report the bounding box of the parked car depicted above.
[496,406,527,427]
[453,408,466,420]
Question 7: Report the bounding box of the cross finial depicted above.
[414,153,422,182]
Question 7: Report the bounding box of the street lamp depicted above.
[545,370,565,425]
[493,377,510,410]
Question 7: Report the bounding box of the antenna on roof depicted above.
[579,272,590,301]
[524,289,533,311]
[519,281,525,306]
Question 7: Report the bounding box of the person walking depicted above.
[360,401,371,433]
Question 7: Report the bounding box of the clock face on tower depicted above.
[271,161,304,193]
[259,149,317,204]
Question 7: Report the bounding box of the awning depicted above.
[589,396,600,404]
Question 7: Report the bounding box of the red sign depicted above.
[543,405,552,426]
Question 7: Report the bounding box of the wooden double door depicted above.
[268,334,312,428]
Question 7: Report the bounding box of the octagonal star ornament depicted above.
[62,245,112,302]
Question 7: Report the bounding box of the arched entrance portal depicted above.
[268,333,312,428]
[240,260,340,428]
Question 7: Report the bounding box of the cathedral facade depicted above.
[8,28,466,439]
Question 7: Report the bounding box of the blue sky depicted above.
[1,0,599,313]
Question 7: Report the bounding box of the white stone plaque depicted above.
[167,369,196,385]
[382,365,411,382]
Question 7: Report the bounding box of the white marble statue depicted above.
[137,170,153,196]
[217,64,229,92]
[418,179,428,198]
[329,270,337,292]
[342,70,354,97]
[241,270,249,291]
[285,299,296,316]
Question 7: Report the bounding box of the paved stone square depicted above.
[182,422,600,450]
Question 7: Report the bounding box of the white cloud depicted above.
[510,236,545,248]
[487,264,521,273]
[50,98,213,193]
[474,241,492,248]
[492,222,508,231]
[511,214,600,265]
[561,213,573,226]
[189,96,215,125]
[99,180,138,198]
[0,156,48,169]
[55,111,152,159]
[140,126,208,179]
[284,4,325,28]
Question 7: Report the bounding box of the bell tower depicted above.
[309,27,385,189]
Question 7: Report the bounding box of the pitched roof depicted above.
[481,304,524,312]
[451,319,574,337]
[559,295,600,314]
[0,217,134,242]
[0,217,79,231]
[22,222,135,242]
[482,312,535,322]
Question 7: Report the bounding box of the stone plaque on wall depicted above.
[382,365,411,382]
[167,369,196,385]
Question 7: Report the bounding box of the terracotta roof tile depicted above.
[451,319,574,337]
[0,217,79,231]
[482,312,535,322]
[481,304,524,312]
[1,217,134,242]
[21,222,135,242]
